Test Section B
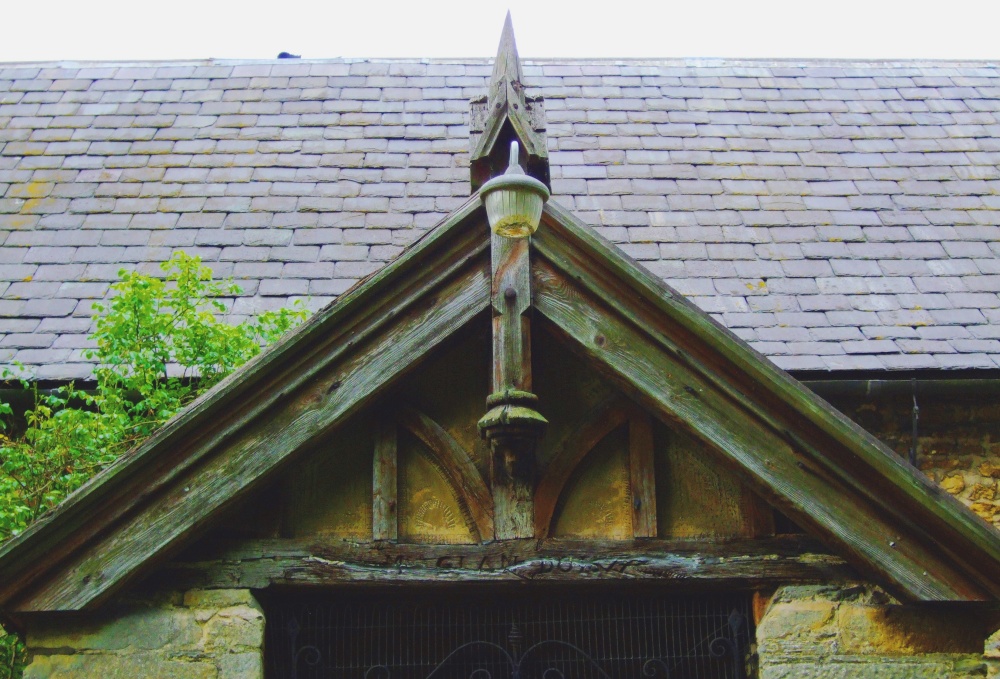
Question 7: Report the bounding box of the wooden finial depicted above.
[469,12,549,192]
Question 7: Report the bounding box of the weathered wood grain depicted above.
[628,409,657,538]
[470,13,546,166]
[372,419,398,541]
[397,406,493,541]
[159,536,855,590]
[535,200,1000,600]
[0,200,492,613]
[491,234,532,394]
[532,253,997,602]
[485,233,538,540]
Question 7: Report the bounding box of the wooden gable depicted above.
[2,20,1000,624]
[1,188,999,618]
[199,323,769,547]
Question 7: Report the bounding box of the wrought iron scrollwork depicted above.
[282,604,749,679]
[706,610,745,677]
[287,616,322,679]
[642,658,672,677]
[423,625,613,679]
[639,609,747,679]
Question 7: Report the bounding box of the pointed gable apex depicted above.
[1,190,1000,614]
[469,12,549,191]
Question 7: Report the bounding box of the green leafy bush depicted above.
[0,629,25,679]
[0,252,307,678]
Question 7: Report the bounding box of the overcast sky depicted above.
[3,0,1000,63]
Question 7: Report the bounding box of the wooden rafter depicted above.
[0,197,491,613]
[531,200,1000,602]
[397,406,493,541]
[2,156,1000,617]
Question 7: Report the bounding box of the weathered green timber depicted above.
[158,536,856,590]
[532,200,1000,602]
[0,196,491,613]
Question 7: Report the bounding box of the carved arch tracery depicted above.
[535,396,657,539]
[373,406,493,543]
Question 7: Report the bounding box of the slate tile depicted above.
[930,309,987,325]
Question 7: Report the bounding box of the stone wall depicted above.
[757,584,999,678]
[825,390,1000,530]
[22,589,263,679]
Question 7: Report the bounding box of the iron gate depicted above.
[262,589,752,679]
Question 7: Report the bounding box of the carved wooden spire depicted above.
[469,12,549,192]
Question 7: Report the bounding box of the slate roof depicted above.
[1,57,1000,379]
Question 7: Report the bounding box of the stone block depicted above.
[27,603,200,652]
[757,598,837,646]
[181,590,256,609]
[201,604,264,652]
[837,604,982,655]
[217,651,263,678]
[24,653,217,679]
[760,657,992,679]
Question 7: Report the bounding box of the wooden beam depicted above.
[1,207,492,613]
[535,200,1000,601]
[159,536,856,590]
[491,234,532,393]
[372,419,397,542]
[479,232,546,541]
[397,406,493,541]
[531,255,996,602]
[628,408,657,539]
[0,195,489,612]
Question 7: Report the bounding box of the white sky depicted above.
[3,0,1000,63]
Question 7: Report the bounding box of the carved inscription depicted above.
[162,536,855,590]
[381,551,650,579]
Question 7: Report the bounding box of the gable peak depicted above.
[469,13,549,193]
[492,11,524,91]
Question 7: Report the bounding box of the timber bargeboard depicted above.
[1,189,1000,619]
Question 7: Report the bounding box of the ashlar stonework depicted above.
[757,585,998,679]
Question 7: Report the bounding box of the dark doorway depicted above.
[261,588,753,679]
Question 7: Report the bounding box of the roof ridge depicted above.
[1,56,999,69]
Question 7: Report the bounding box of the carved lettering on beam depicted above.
[161,536,855,590]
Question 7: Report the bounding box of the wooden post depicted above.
[372,420,397,541]
[492,235,531,392]
[628,411,657,538]
[479,233,546,539]
[477,144,548,540]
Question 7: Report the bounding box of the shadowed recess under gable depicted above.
[220,320,776,546]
